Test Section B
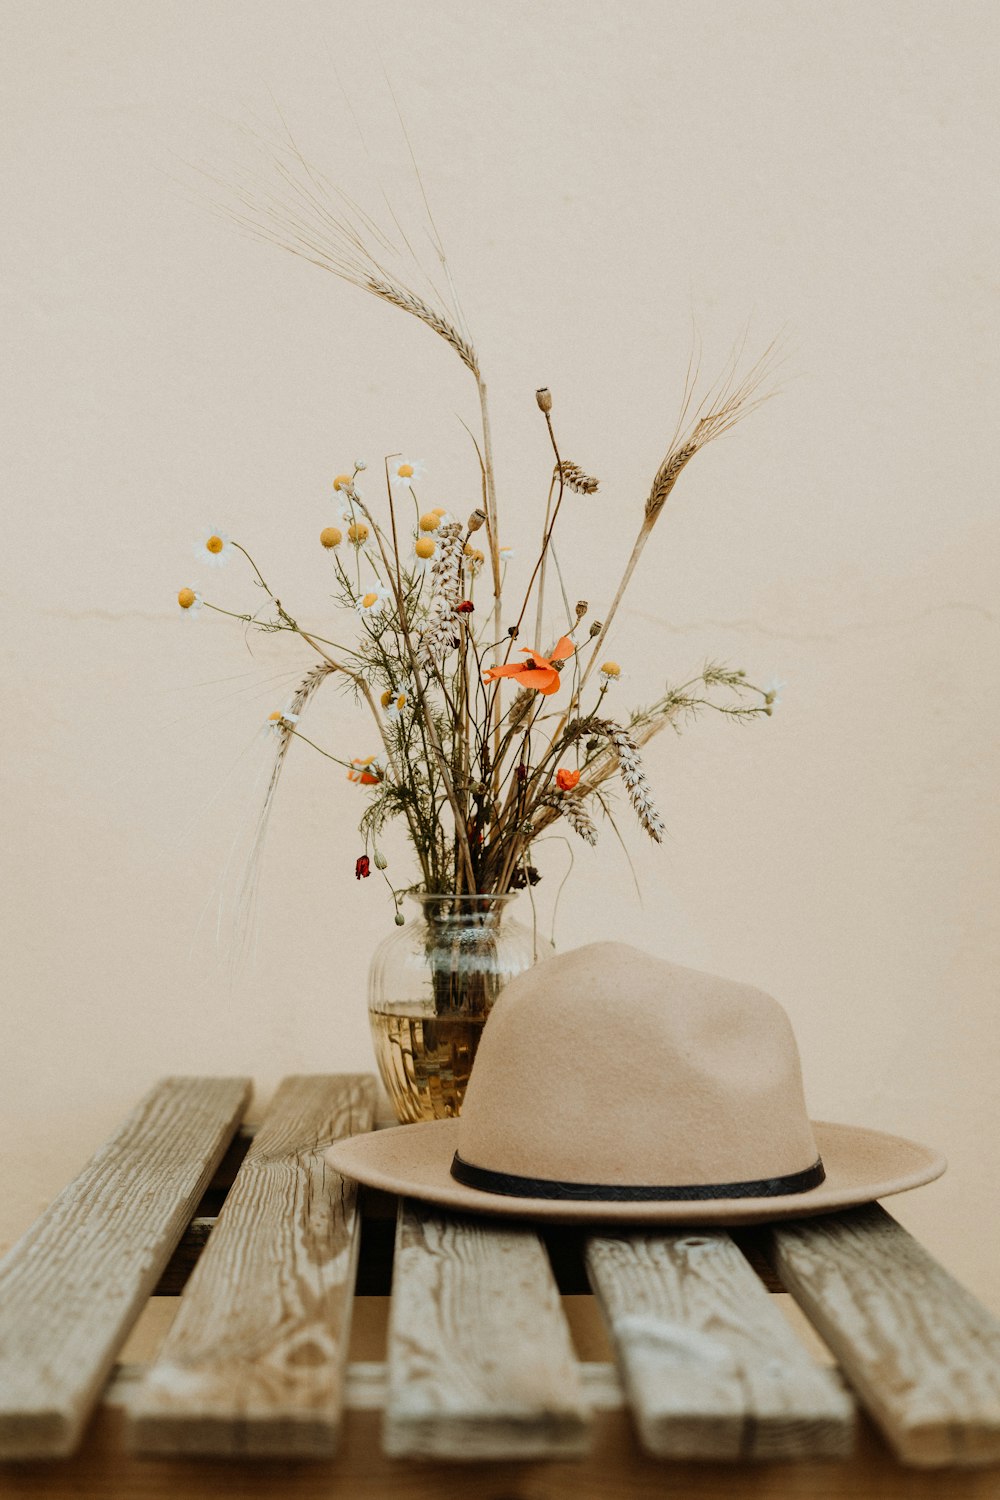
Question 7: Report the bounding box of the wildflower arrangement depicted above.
[177,145,779,925]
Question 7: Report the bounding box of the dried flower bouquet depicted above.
[177,144,779,925]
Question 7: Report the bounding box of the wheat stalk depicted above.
[558,461,600,495]
[367,277,478,375]
[237,662,336,947]
[416,603,458,669]
[579,718,664,842]
[544,345,779,756]
[429,522,464,604]
[214,127,480,378]
[507,686,535,731]
[542,790,599,845]
[416,524,464,668]
[644,441,698,520]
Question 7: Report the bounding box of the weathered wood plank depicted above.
[0,1076,250,1460]
[585,1230,853,1460]
[384,1200,590,1459]
[770,1203,1000,1467]
[8,1362,1000,1500]
[113,1358,624,1416]
[127,1074,377,1459]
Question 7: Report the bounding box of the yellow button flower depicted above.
[177,587,203,616]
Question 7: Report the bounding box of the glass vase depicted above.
[368,893,551,1123]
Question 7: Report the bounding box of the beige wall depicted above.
[3,0,999,1308]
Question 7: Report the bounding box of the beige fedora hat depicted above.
[327,942,945,1224]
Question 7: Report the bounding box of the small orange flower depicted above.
[482,635,576,697]
[555,768,580,791]
[348,755,381,786]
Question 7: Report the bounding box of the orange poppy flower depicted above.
[348,756,381,786]
[483,635,575,697]
[555,767,581,791]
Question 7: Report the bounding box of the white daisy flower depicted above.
[463,543,486,577]
[194,530,233,568]
[266,708,300,731]
[177,587,203,617]
[332,472,356,495]
[500,545,515,563]
[599,660,626,685]
[356,585,391,618]
[390,458,426,492]
[380,683,413,722]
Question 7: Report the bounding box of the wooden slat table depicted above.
[2,1073,1000,1499]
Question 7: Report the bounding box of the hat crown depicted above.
[457,942,819,1188]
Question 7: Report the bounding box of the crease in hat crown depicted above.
[452,941,821,1192]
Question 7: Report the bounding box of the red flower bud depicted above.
[355,856,371,880]
[456,599,475,614]
[556,767,581,792]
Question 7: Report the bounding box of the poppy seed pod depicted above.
[535,388,552,414]
[467,509,487,533]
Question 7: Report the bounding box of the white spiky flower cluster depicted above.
[416,523,464,667]
[545,790,598,846]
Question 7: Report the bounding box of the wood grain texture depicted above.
[770,1203,1000,1467]
[585,1230,853,1461]
[7,1370,1000,1500]
[0,1076,249,1461]
[384,1199,590,1459]
[127,1074,376,1459]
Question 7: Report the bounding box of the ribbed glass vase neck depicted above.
[410,892,517,920]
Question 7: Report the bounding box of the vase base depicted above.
[370,1004,488,1123]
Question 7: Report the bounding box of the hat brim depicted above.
[325,1119,945,1225]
